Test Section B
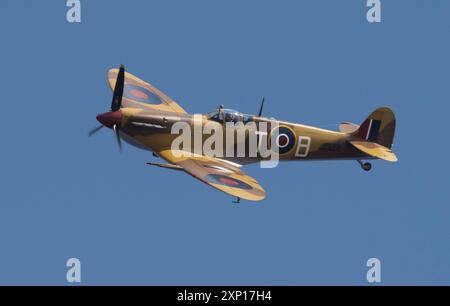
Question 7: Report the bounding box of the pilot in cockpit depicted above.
[206,106,253,124]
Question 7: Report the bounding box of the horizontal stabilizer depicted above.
[349,141,398,162]
[339,122,360,133]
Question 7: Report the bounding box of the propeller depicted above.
[113,124,122,153]
[88,125,104,137]
[111,64,125,111]
[89,64,126,153]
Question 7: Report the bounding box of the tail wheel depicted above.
[357,160,372,172]
[362,162,372,172]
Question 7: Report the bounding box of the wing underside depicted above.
[156,149,266,201]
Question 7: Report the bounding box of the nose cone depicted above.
[96,110,122,128]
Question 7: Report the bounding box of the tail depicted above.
[355,107,396,149]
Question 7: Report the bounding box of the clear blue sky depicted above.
[0,0,449,285]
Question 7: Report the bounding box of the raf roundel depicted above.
[205,174,253,190]
[124,84,162,104]
[271,126,296,155]
[276,134,290,148]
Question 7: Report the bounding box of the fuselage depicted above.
[115,107,369,164]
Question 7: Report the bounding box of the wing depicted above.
[108,68,187,114]
[349,140,398,162]
[156,149,266,201]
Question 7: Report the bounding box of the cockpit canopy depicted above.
[206,108,253,124]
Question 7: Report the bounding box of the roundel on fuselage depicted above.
[271,126,296,155]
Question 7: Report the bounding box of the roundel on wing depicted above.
[205,174,253,190]
[271,126,296,155]
[123,84,162,104]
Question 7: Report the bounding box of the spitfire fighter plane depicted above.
[90,65,397,202]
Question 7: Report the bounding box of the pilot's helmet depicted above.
[225,112,235,122]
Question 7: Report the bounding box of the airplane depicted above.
[90,65,397,202]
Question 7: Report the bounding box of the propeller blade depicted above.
[113,124,122,153]
[111,64,125,112]
[258,97,265,117]
[88,125,104,137]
